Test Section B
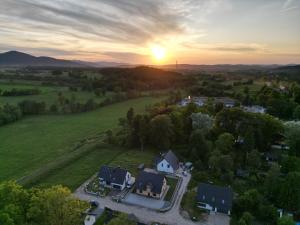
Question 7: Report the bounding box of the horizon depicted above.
[0,0,300,64]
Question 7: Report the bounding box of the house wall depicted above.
[157,159,174,173]
[136,178,167,199]
[99,171,132,191]
[197,202,230,215]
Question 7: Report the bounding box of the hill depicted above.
[0,51,86,67]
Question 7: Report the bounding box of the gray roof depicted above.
[197,183,233,213]
[135,171,165,194]
[157,150,179,170]
[99,165,128,185]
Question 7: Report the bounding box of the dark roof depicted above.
[99,165,128,185]
[157,150,179,170]
[135,171,165,194]
[197,183,233,213]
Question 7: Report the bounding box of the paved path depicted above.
[74,173,228,225]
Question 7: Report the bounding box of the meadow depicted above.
[0,82,106,105]
[0,97,164,185]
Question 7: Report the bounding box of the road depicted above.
[74,173,229,225]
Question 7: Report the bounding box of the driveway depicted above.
[74,173,229,225]
[123,193,167,210]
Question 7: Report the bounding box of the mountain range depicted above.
[0,51,129,68]
[0,51,298,70]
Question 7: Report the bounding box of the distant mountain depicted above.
[0,51,85,67]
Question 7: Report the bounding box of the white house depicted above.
[98,166,133,190]
[156,150,179,174]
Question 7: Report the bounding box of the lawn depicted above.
[180,190,205,221]
[164,177,179,202]
[0,97,164,182]
[109,149,156,176]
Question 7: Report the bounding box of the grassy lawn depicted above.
[164,177,178,202]
[0,97,164,182]
[109,149,156,177]
[181,190,205,221]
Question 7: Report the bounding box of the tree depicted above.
[149,114,174,149]
[27,185,88,225]
[133,115,149,151]
[281,156,298,173]
[107,213,135,225]
[277,216,295,225]
[215,132,235,154]
[242,127,255,153]
[278,172,300,211]
[189,129,211,162]
[293,105,300,119]
[247,149,261,171]
[264,164,281,202]
[238,212,253,225]
[126,107,134,125]
[0,181,29,225]
[190,112,213,133]
[285,121,300,156]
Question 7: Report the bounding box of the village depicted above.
[78,150,232,225]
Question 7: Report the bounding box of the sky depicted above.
[0,0,300,64]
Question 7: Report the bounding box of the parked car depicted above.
[90,200,99,208]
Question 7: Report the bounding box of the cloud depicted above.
[282,0,299,12]
[182,43,267,53]
[103,51,150,63]
[0,0,185,45]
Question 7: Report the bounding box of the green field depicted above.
[38,148,157,190]
[0,82,106,105]
[0,97,164,183]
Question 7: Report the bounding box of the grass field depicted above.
[0,97,164,183]
[0,82,106,105]
[38,148,157,190]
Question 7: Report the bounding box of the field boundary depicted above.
[17,133,107,187]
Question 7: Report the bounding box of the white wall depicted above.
[157,159,174,173]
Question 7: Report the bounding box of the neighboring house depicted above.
[197,183,233,215]
[215,97,236,108]
[99,165,132,190]
[243,105,266,114]
[156,150,179,174]
[264,151,279,162]
[135,171,167,199]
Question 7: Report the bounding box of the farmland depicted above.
[0,82,106,105]
[0,96,164,184]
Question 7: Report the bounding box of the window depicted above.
[153,193,156,197]
[202,195,205,200]
[212,197,215,202]
[167,164,170,168]
[222,200,225,204]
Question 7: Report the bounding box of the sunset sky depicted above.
[0,0,299,64]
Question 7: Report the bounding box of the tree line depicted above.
[108,101,300,224]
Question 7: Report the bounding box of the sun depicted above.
[151,45,166,62]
